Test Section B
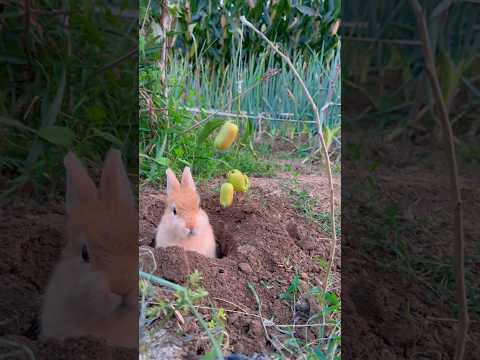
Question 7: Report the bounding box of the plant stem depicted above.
[408,1,468,359]
[240,16,338,296]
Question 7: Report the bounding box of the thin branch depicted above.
[408,1,468,359]
[240,16,338,296]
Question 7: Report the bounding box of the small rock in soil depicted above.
[298,279,309,293]
[294,298,310,316]
[286,222,301,240]
[238,262,253,274]
[307,295,322,315]
[236,245,256,256]
[228,313,240,324]
[298,239,316,250]
[249,320,264,337]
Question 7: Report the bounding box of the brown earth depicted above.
[139,172,341,357]
[0,198,137,359]
[341,131,480,359]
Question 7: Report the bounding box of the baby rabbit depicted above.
[155,167,216,258]
[40,149,138,349]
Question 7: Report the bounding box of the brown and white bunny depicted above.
[155,167,216,258]
[40,149,138,349]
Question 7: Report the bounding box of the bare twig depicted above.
[240,16,338,296]
[408,1,468,359]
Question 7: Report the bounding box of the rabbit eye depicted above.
[81,245,90,263]
[172,206,177,215]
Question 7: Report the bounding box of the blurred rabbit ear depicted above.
[100,148,135,208]
[181,167,196,192]
[166,168,180,196]
[64,152,98,214]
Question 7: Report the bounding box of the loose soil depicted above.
[139,172,341,358]
[341,127,480,358]
[0,198,137,359]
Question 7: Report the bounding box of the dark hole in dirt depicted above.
[24,317,40,340]
[149,236,156,248]
[215,241,226,259]
[213,223,237,259]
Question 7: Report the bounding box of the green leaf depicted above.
[86,105,107,122]
[139,153,169,167]
[197,119,224,144]
[43,67,66,126]
[92,129,123,147]
[199,350,218,360]
[38,126,75,147]
[0,116,37,134]
[295,5,317,17]
[313,345,328,360]
[287,273,300,295]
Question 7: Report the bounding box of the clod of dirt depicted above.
[378,320,419,348]
[140,328,186,360]
[349,278,385,324]
[297,237,317,251]
[286,222,301,240]
[148,247,192,283]
[248,320,264,338]
[238,262,253,274]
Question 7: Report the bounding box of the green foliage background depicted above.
[0,1,138,197]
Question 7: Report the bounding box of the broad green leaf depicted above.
[197,119,224,144]
[92,129,123,147]
[38,126,75,147]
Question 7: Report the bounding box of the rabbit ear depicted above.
[64,152,98,214]
[181,167,196,192]
[99,148,135,208]
[166,168,180,196]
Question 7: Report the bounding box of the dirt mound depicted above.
[139,180,339,356]
[0,199,137,359]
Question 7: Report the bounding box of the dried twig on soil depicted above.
[408,1,468,359]
[240,16,338,296]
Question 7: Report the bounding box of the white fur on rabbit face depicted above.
[43,240,121,323]
[41,149,137,346]
[160,205,195,239]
